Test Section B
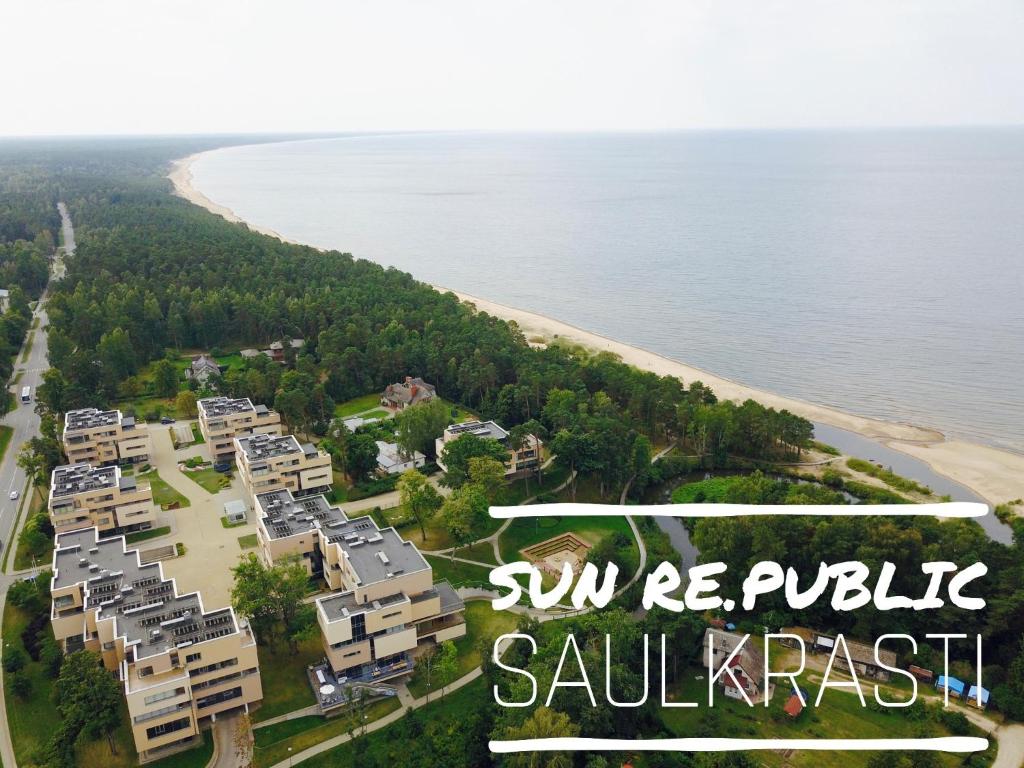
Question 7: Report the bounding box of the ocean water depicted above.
[190,130,1024,453]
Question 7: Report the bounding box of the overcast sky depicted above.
[3,0,1023,136]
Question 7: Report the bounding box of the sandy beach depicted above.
[168,152,1024,510]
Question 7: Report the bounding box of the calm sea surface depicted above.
[191,130,1024,453]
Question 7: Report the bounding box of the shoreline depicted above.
[168,151,1024,509]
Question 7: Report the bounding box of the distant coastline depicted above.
[167,150,1024,510]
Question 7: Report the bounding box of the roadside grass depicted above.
[334,393,382,418]
[2,477,32,572]
[660,667,979,768]
[0,424,14,464]
[11,370,23,384]
[293,677,486,768]
[13,487,51,570]
[238,533,258,549]
[406,600,518,699]
[252,637,323,723]
[139,469,191,509]
[252,697,401,768]
[183,467,230,494]
[20,331,34,362]
[125,525,172,545]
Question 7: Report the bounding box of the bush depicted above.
[7,578,42,612]
[821,467,845,488]
[3,647,27,673]
[9,672,32,700]
[39,635,64,678]
[937,709,970,735]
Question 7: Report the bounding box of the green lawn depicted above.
[497,510,637,566]
[424,554,493,589]
[501,463,570,505]
[251,637,323,723]
[13,488,49,570]
[460,540,499,565]
[112,396,179,420]
[139,469,191,509]
[184,467,230,493]
[295,678,487,768]
[190,422,205,444]
[220,516,247,528]
[148,729,215,768]
[407,599,518,698]
[357,408,391,420]
[661,667,982,768]
[3,601,60,764]
[238,533,258,549]
[125,525,172,544]
[334,393,383,418]
[252,697,401,768]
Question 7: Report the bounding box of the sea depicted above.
[189,128,1024,455]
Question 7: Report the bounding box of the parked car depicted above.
[213,462,232,473]
[160,416,176,424]
[9,490,18,500]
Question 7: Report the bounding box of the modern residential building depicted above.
[434,420,542,478]
[253,488,465,683]
[234,433,332,506]
[197,397,282,461]
[62,407,152,467]
[380,376,437,410]
[48,463,157,535]
[49,528,263,762]
[375,440,426,475]
[184,355,225,386]
[702,628,769,703]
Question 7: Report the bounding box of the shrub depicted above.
[3,647,27,673]
[9,672,32,700]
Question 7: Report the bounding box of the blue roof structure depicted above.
[725,623,736,631]
[936,676,965,695]
[967,685,990,705]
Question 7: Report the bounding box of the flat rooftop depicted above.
[50,463,127,498]
[198,396,262,419]
[52,528,239,660]
[257,489,429,586]
[319,589,407,622]
[445,420,508,443]
[256,489,347,539]
[236,433,305,461]
[65,407,129,433]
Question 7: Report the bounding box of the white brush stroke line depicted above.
[489,737,988,753]
[489,502,987,519]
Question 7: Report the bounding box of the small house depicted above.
[223,499,248,525]
[783,693,804,718]
[381,376,437,410]
[966,685,989,709]
[376,440,426,475]
[185,354,226,385]
[240,348,261,360]
[702,629,769,703]
[936,676,965,699]
[909,665,934,682]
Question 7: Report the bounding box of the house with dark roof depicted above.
[381,376,437,410]
[185,354,226,385]
[702,629,771,703]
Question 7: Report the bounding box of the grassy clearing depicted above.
[252,637,323,723]
[125,525,172,544]
[423,555,493,589]
[460,540,498,564]
[139,469,191,509]
[238,533,258,549]
[660,667,980,768]
[846,458,932,495]
[501,463,570,505]
[183,467,230,494]
[252,697,401,768]
[334,393,383,418]
[407,600,518,698]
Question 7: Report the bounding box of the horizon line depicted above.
[489,502,987,519]
[489,736,988,753]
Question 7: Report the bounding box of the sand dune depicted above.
[168,152,1024,510]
